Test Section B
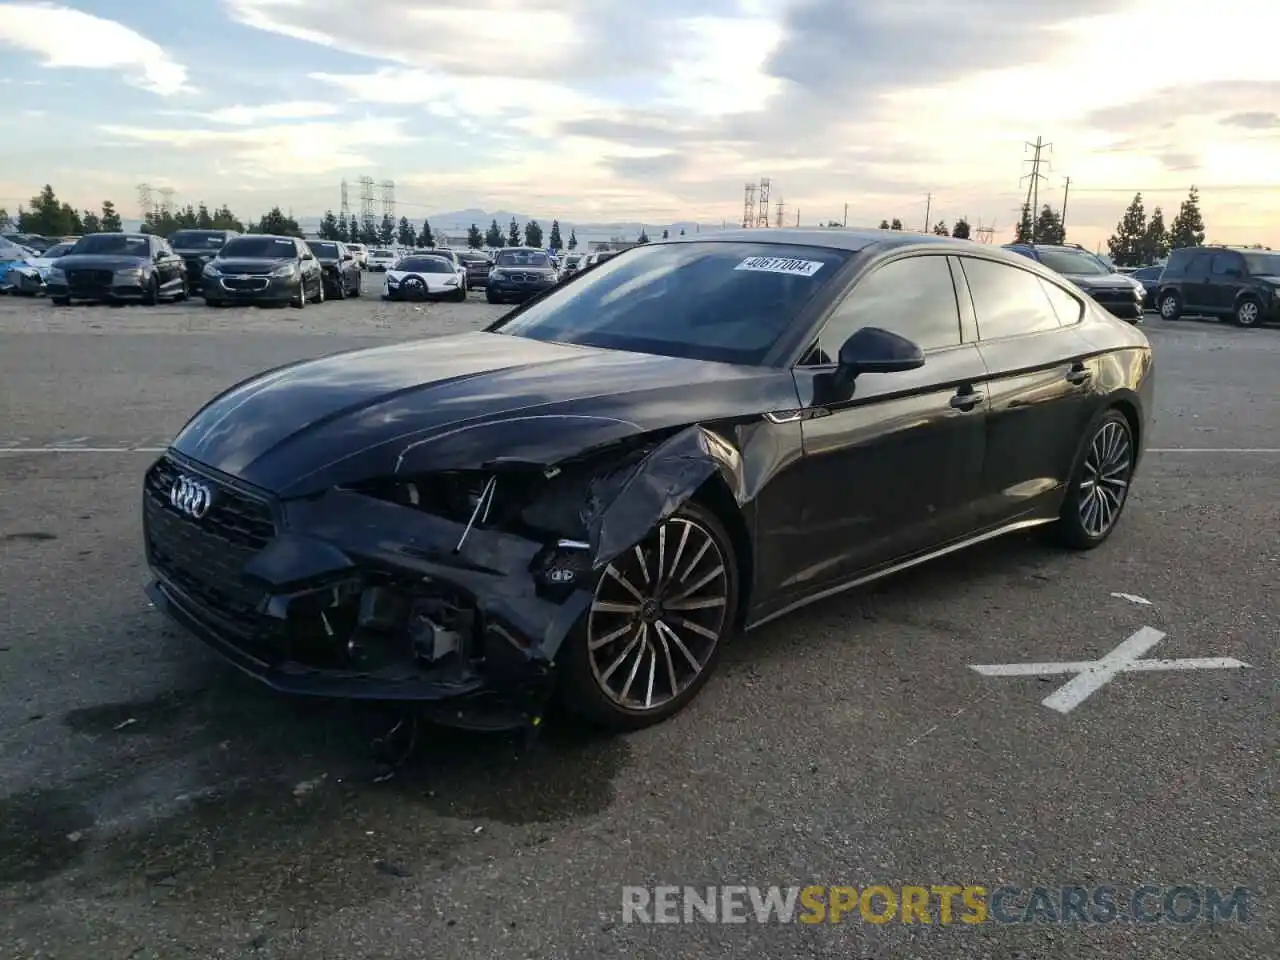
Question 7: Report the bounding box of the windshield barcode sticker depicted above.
[734,256,824,277]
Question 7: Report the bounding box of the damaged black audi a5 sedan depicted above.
[143,229,1153,731]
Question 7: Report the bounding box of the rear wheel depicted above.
[558,502,738,730]
[1052,410,1135,550]
[1158,291,1182,321]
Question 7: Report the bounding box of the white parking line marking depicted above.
[1146,448,1280,453]
[970,627,1251,714]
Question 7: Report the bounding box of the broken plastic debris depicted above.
[292,774,327,797]
[1110,592,1152,606]
[113,717,138,731]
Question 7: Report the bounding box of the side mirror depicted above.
[837,326,926,376]
[343,254,353,261]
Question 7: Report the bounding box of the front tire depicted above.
[1234,296,1264,328]
[310,276,325,304]
[1158,291,1182,321]
[142,276,159,306]
[291,282,306,309]
[558,502,738,730]
[1052,410,1135,550]
[51,297,70,306]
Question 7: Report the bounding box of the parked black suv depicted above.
[168,229,239,292]
[1004,243,1144,321]
[1154,246,1280,328]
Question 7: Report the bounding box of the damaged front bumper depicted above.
[142,454,599,725]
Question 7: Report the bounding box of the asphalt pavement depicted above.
[0,296,1275,960]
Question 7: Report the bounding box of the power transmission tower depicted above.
[923,193,932,232]
[158,188,175,216]
[340,179,351,220]
[357,176,376,225]
[775,197,785,227]
[136,183,154,220]
[1021,136,1052,241]
[842,202,848,227]
[379,180,395,219]
[756,178,771,227]
[742,182,756,228]
[976,219,996,244]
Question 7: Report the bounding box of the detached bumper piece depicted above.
[142,455,590,730]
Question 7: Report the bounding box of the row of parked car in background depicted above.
[1003,241,1279,329]
[2,227,1273,325]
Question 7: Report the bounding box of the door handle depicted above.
[949,388,983,411]
[1065,363,1092,385]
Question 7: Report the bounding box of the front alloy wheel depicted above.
[562,505,736,728]
[1235,298,1262,328]
[1054,411,1134,549]
[1159,293,1181,320]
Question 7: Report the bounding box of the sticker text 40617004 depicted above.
[733,257,825,278]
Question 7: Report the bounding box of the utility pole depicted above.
[795,209,800,228]
[843,202,848,228]
[923,193,932,232]
[1061,176,1071,234]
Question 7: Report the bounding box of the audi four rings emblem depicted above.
[170,475,214,518]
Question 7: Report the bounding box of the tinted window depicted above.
[815,255,961,359]
[43,242,75,258]
[1243,252,1280,275]
[1184,251,1211,278]
[1035,248,1110,276]
[70,234,151,257]
[220,237,299,258]
[495,241,850,365]
[309,242,340,258]
[1210,252,1243,275]
[169,231,227,249]
[960,257,1061,339]
[1131,266,1162,283]
[398,257,454,273]
[371,249,394,257]
[496,250,551,267]
[1038,279,1084,325]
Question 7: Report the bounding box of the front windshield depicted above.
[496,250,551,267]
[493,242,849,365]
[169,231,227,249]
[372,249,393,257]
[398,257,454,273]
[71,234,150,256]
[309,242,340,258]
[1243,252,1280,276]
[1035,248,1110,276]
[43,242,74,258]
[220,237,297,258]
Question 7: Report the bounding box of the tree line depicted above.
[314,210,585,252]
[0,184,306,240]
[1104,187,1206,267]
[877,217,974,239]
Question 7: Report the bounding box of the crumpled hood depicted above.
[54,254,149,271]
[170,331,789,496]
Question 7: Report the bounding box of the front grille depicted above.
[66,269,112,291]
[224,277,270,291]
[505,272,548,283]
[144,458,277,640]
[1090,288,1134,304]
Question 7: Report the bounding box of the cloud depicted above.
[1222,111,1280,130]
[0,2,190,94]
[201,101,342,124]
[98,118,416,178]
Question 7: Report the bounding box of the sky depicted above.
[0,0,1277,248]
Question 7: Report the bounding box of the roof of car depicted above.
[665,227,970,254]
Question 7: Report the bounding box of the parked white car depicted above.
[366,248,397,271]
[381,253,467,302]
[347,243,368,268]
